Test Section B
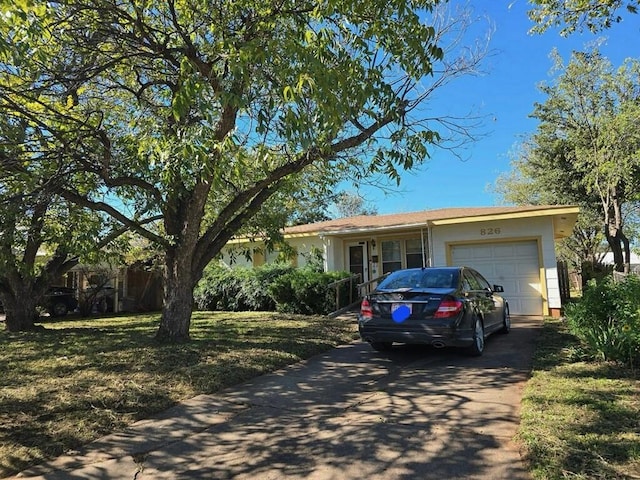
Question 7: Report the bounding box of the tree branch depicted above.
[57,188,169,247]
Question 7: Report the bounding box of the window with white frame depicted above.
[381,237,428,273]
[406,238,425,268]
[381,240,402,274]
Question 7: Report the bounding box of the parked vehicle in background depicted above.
[358,266,510,356]
[45,286,79,317]
[0,286,79,317]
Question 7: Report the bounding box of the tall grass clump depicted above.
[564,275,640,367]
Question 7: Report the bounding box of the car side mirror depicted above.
[492,285,504,293]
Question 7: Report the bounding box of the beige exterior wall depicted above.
[430,216,560,315]
[220,236,324,269]
[323,235,344,271]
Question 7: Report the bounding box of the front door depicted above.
[348,243,368,283]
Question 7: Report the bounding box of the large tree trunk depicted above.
[603,195,630,273]
[2,286,44,332]
[155,248,196,342]
[606,232,625,273]
[155,180,213,342]
[1,249,79,332]
[621,231,631,274]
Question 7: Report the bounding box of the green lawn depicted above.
[517,319,640,479]
[0,311,358,478]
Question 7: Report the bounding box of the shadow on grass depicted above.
[528,319,580,371]
[0,311,358,478]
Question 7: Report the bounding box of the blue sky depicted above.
[353,0,640,214]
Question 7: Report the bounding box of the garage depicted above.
[450,240,543,316]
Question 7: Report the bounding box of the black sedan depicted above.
[358,267,510,355]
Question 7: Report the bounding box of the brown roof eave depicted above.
[314,222,431,237]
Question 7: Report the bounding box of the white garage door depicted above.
[451,241,543,315]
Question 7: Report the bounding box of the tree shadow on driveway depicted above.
[16,317,541,480]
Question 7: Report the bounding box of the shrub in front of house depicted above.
[193,265,244,311]
[564,275,640,366]
[194,263,295,312]
[195,262,357,315]
[268,269,356,315]
[240,263,297,311]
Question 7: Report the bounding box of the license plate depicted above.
[391,303,412,314]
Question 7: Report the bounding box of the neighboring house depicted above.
[602,252,640,272]
[221,205,580,317]
[61,262,163,313]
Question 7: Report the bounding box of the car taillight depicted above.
[360,298,373,319]
[434,299,463,318]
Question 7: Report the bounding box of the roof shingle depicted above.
[284,205,577,235]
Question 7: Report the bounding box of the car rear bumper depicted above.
[358,317,474,348]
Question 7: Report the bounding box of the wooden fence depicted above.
[557,261,571,303]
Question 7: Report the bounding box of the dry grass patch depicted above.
[0,311,358,477]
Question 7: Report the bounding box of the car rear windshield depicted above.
[377,269,458,290]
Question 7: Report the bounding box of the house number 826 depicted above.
[480,228,501,235]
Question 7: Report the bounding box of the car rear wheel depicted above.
[500,306,511,334]
[467,317,484,356]
[371,342,393,352]
[49,301,69,317]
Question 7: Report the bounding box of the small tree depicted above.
[494,48,640,274]
[74,265,118,316]
[333,191,378,218]
[493,146,607,273]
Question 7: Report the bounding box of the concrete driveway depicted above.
[13,315,541,480]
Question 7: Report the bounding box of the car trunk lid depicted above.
[369,288,456,319]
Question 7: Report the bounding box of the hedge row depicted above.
[194,263,358,315]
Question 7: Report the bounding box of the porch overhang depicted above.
[318,222,429,237]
